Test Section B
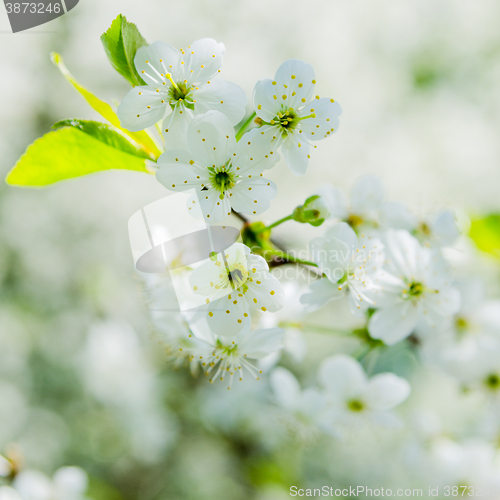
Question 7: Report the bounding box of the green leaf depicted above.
[6,127,150,187]
[50,52,161,159]
[52,119,151,160]
[469,214,500,258]
[101,14,148,87]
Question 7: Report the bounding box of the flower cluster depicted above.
[114,34,498,440]
[7,15,500,451]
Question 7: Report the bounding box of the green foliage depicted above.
[52,119,151,159]
[101,14,148,87]
[86,476,124,500]
[6,124,150,187]
[50,52,160,158]
[469,214,500,258]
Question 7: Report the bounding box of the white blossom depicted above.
[184,314,285,389]
[368,230,461,345]
[418,280,500,377]
[188,243,284,335]
[8,467,88,500]
[300,222,385,316]
[270,367,327,439]
[117,39,246,149]
[156,111,278,223]
[319,355,411,437]
[253,59,341,175]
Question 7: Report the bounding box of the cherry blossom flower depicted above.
[300,222,385,316]
[118,39,246,149]
[156,111,278,223]
[253,59,341,175]
[368,230,461,345]
[189,243,284,335]
[319,355,411,436]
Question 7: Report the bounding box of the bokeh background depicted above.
[1,0,500,499]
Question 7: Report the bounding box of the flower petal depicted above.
[229,177,277,216]
[314,184,349,220]
[181,38,225,85]
[368,301,419,345]
[117,86,168,131]
[253,78,280,121]
[233,127,279,175]
[282,134,311,176]
[364,373,411,411]
[161,108,192,150]
[380,202,417,230]
[197,188,232,223]
[300,278,344,311]
[194,79,247,125]
[318,355,367,401]
[245,273,284,313]
[156,150,209,191]
[324,222,358,250]
[187,110,236,167]
[430,210,460,247]
[237,327,285,359]
[300,98,341,141]
[350,175,385,217]
[274,59,316,110]
[207,292,251,336]
[135,41,181,86]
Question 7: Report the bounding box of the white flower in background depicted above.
[189,243,284,335]
[82,320,174,462]
[156,111,278,223]
[6,467,88,500]
[418,280,500,377]
[253,59,341,175]
[0,487,20,500]
[368,230,460,345]
[117,39,246,149]
[270,367,327,439]
[428,439,500,492]
[318,175,415,231]
[185,314,285,389]
[300,222,384,316]
[142,273,205,374]
[415,210,461,248]
[382,205,461,248]
[462,344,500,395]
[317,176,460,249]
[319,355,411,437]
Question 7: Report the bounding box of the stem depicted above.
[267,249,318,268]
[231,209,249,224]
[254,215,293,233]
[235,112,257,141]
[352,345,371,361]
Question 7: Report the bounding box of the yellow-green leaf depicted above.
[50,52,161,159]
[6,127,150,187]
[469,214,500,258]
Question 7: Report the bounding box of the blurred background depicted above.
[1,0,500,498]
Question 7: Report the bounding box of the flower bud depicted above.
[292,195,330,227]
